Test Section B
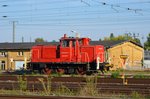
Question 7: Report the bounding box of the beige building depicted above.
[0,50,30,70]
[91,40,144,70]
[107,41,143,69]
[0,43,32,70]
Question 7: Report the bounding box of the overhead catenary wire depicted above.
[0,1,149,28]
[0,0,148,24]
[81,0,91,6]
[0,18,150,27]
[0,2,149,21]
[91,0,144,14]
[0,0,147,14]
[1,0,77,8]
[115,1,150,5]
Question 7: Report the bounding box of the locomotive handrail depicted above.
[95,52,104,63]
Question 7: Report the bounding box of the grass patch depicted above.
[130,91,146,99]
[79,76,99,96]
[17,75,27,91]
[133,74,150,79]
[54,83,74,96]
[37,75,52,95]
[111,70,120,78]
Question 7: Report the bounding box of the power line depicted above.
[1,7,149,21]
[0,0,76,7]
[0,10,127,19]
[91,0,143,14]
[1,18,150,27]
[7,19,150,26]
[0,5,92,14]
[116,1,150,5]
[0,0,147,14]
[81,0,91,6]
[0,1,149,26]
[0,12,150,26]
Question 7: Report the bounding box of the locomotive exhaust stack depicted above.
[64,34,67,38]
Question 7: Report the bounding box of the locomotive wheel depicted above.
[64,68,75,74]
[42,68,52,75]
[56,68,65,74]
[76,67,85,75]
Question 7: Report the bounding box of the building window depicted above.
[1,52,7,57]
[0,61,5,70]
[17,51,24,56]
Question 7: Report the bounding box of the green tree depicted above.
[35,38,46,42]
[103,33,141,44]
[144,33,150,50]
[133,38,141,44]
[52,40,56,42]
[110,33,114,40]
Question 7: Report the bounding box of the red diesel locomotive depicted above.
[28,34,106,74]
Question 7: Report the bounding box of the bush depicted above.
[54,84,74,96]
[17,76,27,91]
[79,76,98,96]
[130,92,145,99]
[133,74,150,79]
[111,71,120,78]
[38,76,52,95]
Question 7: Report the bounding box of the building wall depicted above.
[0,50,31,70]
[144,50,150,60]
[144,50,150,68]
[107,42,143,69]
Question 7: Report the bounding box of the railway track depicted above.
[0,76,149,95]
[0,75,150,84]
[0,82,149,95]
[0,95,109,99]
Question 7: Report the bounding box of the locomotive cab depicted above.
[60,34,90,47]
[58,34,91,62]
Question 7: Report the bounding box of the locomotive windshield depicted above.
[62,40,69,47]
[61,39,82,47]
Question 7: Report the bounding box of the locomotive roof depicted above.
[0,40,142,50]
[90,40,143,49]
[60,37,90,40]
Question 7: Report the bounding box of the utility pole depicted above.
[30,37,32,42]
[22,36,24,43]
[12,21,17,43]
[141,35,145,67]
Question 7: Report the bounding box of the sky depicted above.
[0,0,150,43]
